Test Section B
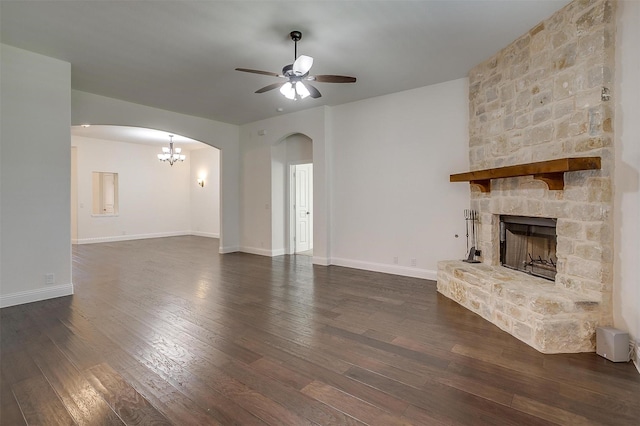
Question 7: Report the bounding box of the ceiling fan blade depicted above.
[309,75,357,83]
[255,82,285,93]
[305,83,322,99]
[235,68,284,78]
[293,55,313,76]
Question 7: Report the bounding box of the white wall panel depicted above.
[330,78,470,279]
[1,44,72,306]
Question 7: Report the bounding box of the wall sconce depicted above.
[197,178,205,188]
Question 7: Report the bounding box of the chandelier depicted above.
[157,134,185,166]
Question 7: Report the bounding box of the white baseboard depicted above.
[0,283,74,308]
[313,256,330,266]
[240,247,289,257]
[241,246,277,257]
[634,341,640,375]
[190,231,220,238]
[219,245,240,254]
[330,257,437,280]
[75,231,190,244]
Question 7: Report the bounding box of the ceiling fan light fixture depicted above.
[293,55,313,76]
[236,30,356,100]
[280,82,296,99]
[296,82,310,99]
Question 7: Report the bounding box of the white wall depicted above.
[240,79,469,278]
[71,91,240,253]
[614,0,640,367]
[72,136,196,242]
[1,44,72,307]
[330,79,470,279]
[190,147,221,238]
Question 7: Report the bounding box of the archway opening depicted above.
[271,133,313,255]
[71,125,220,245]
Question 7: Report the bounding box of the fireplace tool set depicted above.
[463,209,481,263]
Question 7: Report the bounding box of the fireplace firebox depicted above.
[500,215,557,281]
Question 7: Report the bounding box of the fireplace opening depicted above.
[500,215,557,281]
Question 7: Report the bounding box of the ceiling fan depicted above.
[235,30,356,100]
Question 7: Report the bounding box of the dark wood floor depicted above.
[1,236,639,425]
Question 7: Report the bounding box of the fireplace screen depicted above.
[500,216,557,281]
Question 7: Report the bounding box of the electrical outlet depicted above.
[410,258,417,267]
[393,256,398,264]
[45,273,55,285]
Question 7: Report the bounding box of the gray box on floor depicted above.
[596,327,630,362]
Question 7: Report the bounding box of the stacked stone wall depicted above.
[438,0,616,352]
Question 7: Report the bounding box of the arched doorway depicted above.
[271,133,313,255]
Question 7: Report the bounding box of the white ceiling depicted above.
[1,1,570,125]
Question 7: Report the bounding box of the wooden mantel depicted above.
[450,157,601,192]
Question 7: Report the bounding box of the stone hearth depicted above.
[438,0,615,353]
[438,261,600,353]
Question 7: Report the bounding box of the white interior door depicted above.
[294,163,313,253]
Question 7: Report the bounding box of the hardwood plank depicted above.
[402,404,452,426]
[0,372,27,426]
[84,363,172,425]
[301,380,410,426]
[29,313,105,371]
[189,361,314,425]
[82,313,266,425]
[447,357,640,424]
[235,336,410,415]
[362,328,397,343]
[250,357,314,390]
[345,365,551,426]
[223,360,366,425]
[118,364,226,426]
[0,349,43,386]
[12,375,77,426]
[27,341,124,426]
[511,394,594,425]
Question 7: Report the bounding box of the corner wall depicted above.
[1,44,72,307]
[614,0,640,368]
[190,147,221,238]
[330,79,470,279]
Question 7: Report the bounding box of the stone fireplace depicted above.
[437,0,615,353]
